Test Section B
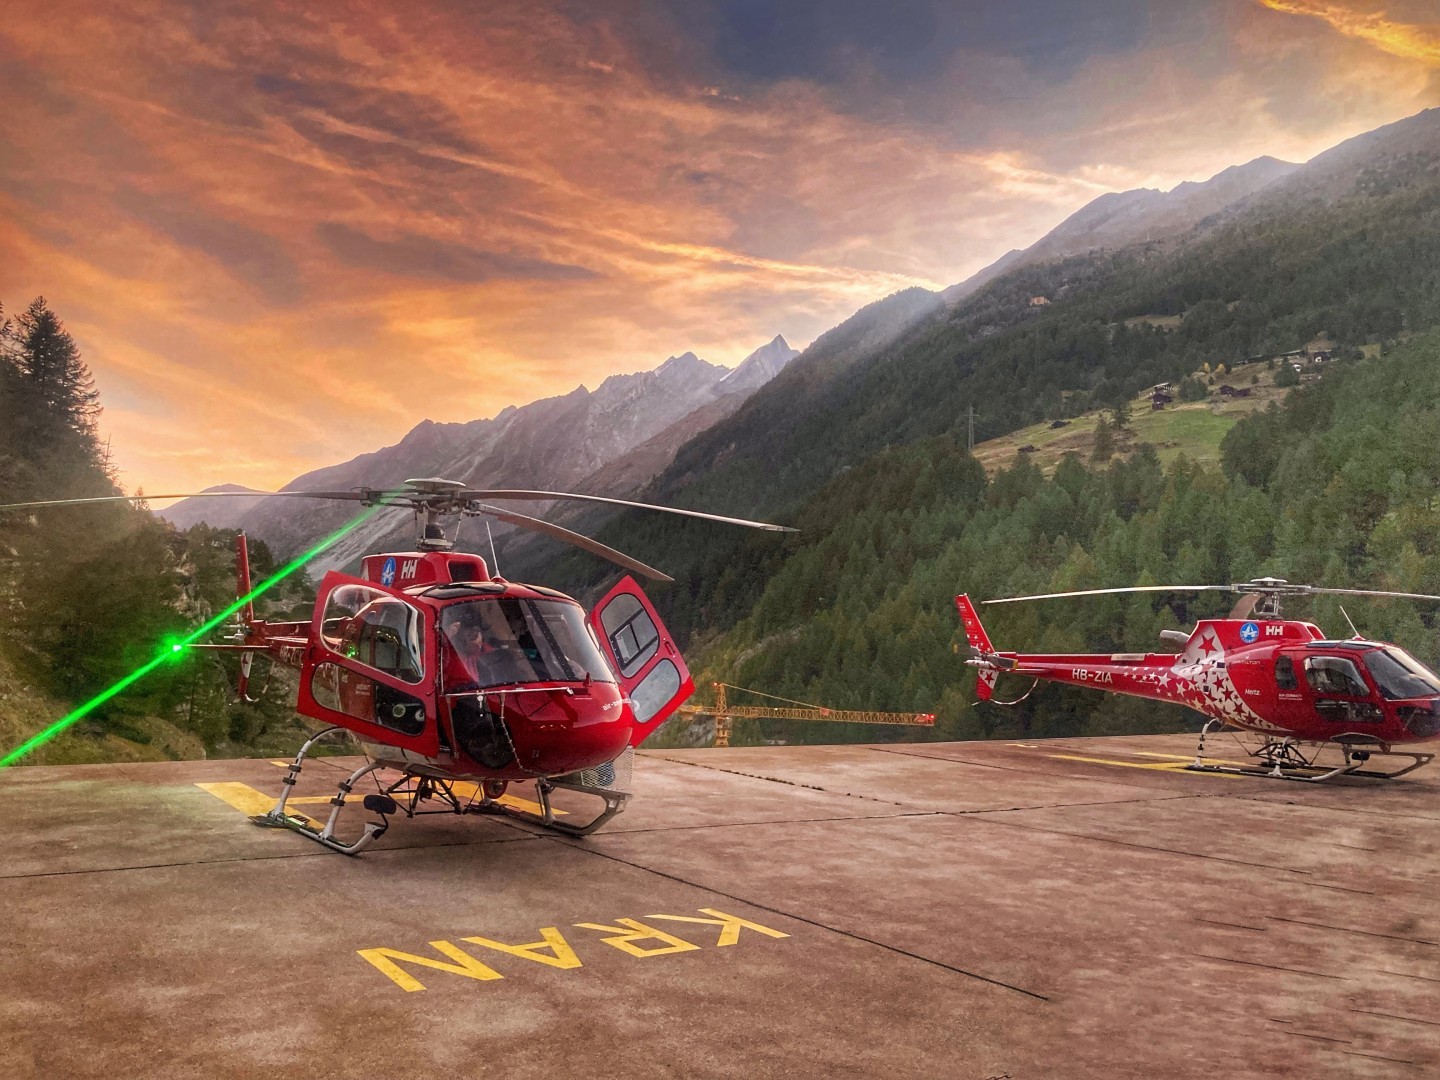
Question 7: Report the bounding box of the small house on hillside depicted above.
[1028,295,1051,307]
[1151,390,1174,410]
[1218,385,1251,398]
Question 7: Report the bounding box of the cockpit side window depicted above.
[321,584,426,684]
[352,600,426,684]
[1275,655,1298,690]
[1303,655,1370,697]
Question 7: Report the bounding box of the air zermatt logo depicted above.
[1240,621,1260,644]
[381,557,397,586]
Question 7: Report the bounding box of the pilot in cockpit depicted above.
[448,608,528,687]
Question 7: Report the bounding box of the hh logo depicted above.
[400,559,419,579]
[1265,624,1284,638]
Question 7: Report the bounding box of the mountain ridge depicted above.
[159,336,799,570]
[944,155,1300,304]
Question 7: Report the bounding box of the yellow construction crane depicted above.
[676,683,936,747]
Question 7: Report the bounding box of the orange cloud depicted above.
[1259,1,1440,64]
[0,0,1434,497]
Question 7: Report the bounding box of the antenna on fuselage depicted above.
[1339,605,1362,639]
[485,520,500,578]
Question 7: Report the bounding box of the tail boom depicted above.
[956,594,1204,709]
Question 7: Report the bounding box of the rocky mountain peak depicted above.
[718,334,800,393]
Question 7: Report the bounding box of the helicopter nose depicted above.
[1398,700,1440,739]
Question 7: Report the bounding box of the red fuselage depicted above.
[959,597,1440,748]
[236,548,693,780]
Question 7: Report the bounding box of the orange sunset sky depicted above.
[2,0,1438,496]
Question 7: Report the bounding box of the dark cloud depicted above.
[317,223,598,283]
[285,113,485,179]
[0,40,77,117]
[253,74,488,156]
[665,0,1154,88]
[113,188,303,304]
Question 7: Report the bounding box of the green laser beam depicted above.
[0,505,382,767]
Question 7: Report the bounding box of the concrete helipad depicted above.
[2,733,1437,1079]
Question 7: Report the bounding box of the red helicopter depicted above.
[957,579,1440,782]
[6,478,792,852]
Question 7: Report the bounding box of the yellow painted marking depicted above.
[462,927,583,969]
[1009,743,1040,748]
[357,941,503,992]
[360,908,791,993]
[448,780,564,817]
[647,909,790,946]
[573,918,702,958]
[194,782,324,828]
[498,793,556,815]
[1049,754,1192,771]
[269,760,290,767]
[200,778,562,823]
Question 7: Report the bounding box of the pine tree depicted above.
[13,297,104,471]
[1091,415,1115,464]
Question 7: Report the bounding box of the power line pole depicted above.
[967,404,975,454]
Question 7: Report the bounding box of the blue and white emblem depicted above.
[1239,621,1260,644]
[381,556,397,587]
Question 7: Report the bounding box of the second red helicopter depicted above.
[959,578,1440,781]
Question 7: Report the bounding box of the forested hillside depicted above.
[658,327,1440,747]
[0,299,313,764]
[526,111,1440,667]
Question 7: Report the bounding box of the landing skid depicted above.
[1187,721,1434,782]
[488,776,630,838]
[492,748,635,838]
[252,727,632,855]
[251,726,389,855]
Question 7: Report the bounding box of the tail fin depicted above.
[955,593,999,701]
[236,532,257,703]
[236,532,256,625]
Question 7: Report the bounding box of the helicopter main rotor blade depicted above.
[0,489,385,511]
[982,585,1236,605]
[1298,586,1440,603]
[982,582,1440,608]
[459,489,796,532]
[476,504,674,583]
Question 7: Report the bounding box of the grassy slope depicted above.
[971,364,1293,476]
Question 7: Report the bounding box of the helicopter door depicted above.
[588,576,695,746]
[298,572,440,756]
[1300,654,1383,727]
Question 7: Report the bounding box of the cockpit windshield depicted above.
[441,597,616,688]
[1363,648,1440,700]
